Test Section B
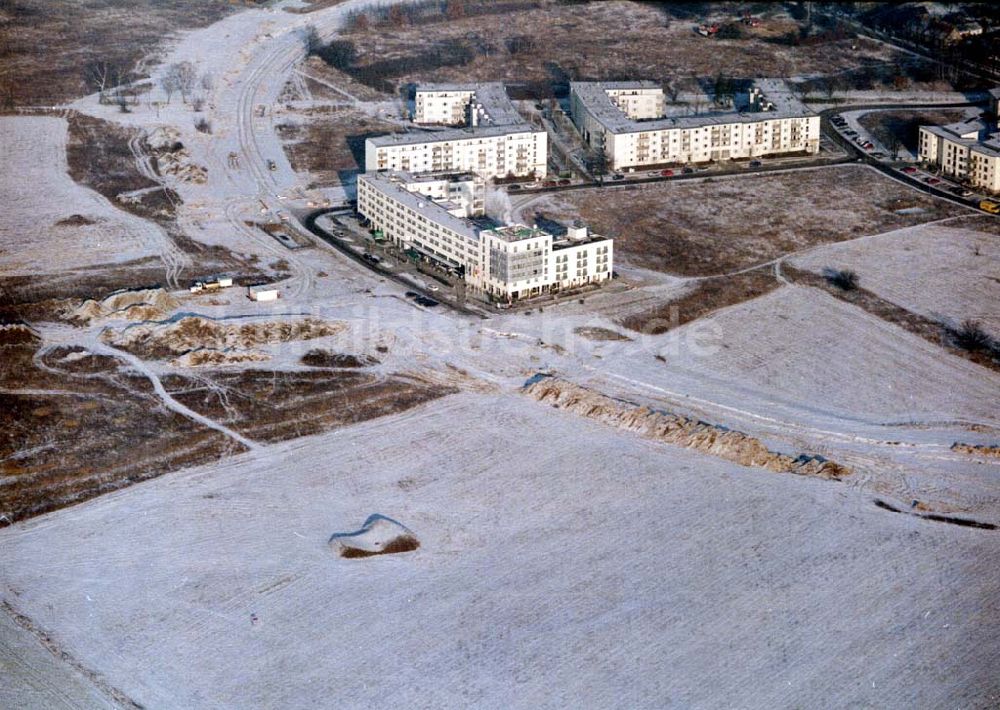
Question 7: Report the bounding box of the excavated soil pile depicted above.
[103,316,345,360]
[329,514,420,559]
[69,288,179,324]
[951,442,1000,458]
[524,377,850,480]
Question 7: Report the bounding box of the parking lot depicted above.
[825,106,998,211]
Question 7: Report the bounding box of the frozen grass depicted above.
[331,1,923,95]
[790,224,1000,338]
[526,165,965,276]
[0,116,174,277]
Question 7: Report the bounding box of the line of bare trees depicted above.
[85,59,212,113]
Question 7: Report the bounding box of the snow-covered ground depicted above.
[0,116,175,275]
[2,391,998,709]
[791,223,1000,336]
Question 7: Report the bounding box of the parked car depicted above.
[923,176,941,185]
[749,160,762,168]
[681,166,694,174]
[427,284,440,292]
[949,186,973,197]
[508,184,522,191]
[844,129,857,136]
[660,169,674,177]
[404,291,418,299]
[611,173,625,181]
[415,296,439,307]
[362,253,381,264]
[873,152,887,159]
[901,166,918,174]
[543,180,556,187]
[557,178,571,186]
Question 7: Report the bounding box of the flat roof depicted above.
[484,224,550,243]
[571,79,815,134]
[368,123,543,148]
[552,234,611,250]
[359,172,478,241]
[391,169,480,184]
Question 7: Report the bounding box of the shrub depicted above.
[950,320,992,353]
[194,117,212,134]
[824,267,858,290]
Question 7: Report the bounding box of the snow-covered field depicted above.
[0,116,173,275]
[2,391,998,709]
[791,223,1000,336]
[640,286,999,424]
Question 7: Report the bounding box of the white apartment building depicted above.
[414,83,524,127]
[367,83,547,180]
[919,118,1000,193]
[356,171,612,302]
[365,126,547,180]
[570,80,820,171]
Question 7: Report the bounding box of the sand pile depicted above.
[103,316,345,360]
[171,350,272,368]
[148,127,207,184]
[69,289,179,324]
[951,442,1000,458]
[329,515,420,559]
[524,377,850,480]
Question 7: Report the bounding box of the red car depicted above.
[543,180,556,187]
[660,169,675,177]
[901,166,918,174]
[923,177,941,185]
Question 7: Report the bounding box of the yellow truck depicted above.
[980,199,1000,214]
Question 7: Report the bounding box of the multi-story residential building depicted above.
[366,83,547,180]
[365,126,547,180]
[570,79,820,171]
[356,171,612,302]
[919,117,1000,193]
[414,83,525,127]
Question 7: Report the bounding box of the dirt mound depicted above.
[0,323,40,347]
[329,514,420,559]
[524,377,850,480]
[574,326,632,342]
[69,289,179,324]
[148,128,207,184]
[54,214,97,227]
[104,316,345,360]
[951,442,1000,458]
[171,350,272,368]
[301,349,379,368]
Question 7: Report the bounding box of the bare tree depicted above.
[200,72,214,92]
[302,24,323,55]
[160,66,181,104]
[175,62,198,104]
[86,61,114,104]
